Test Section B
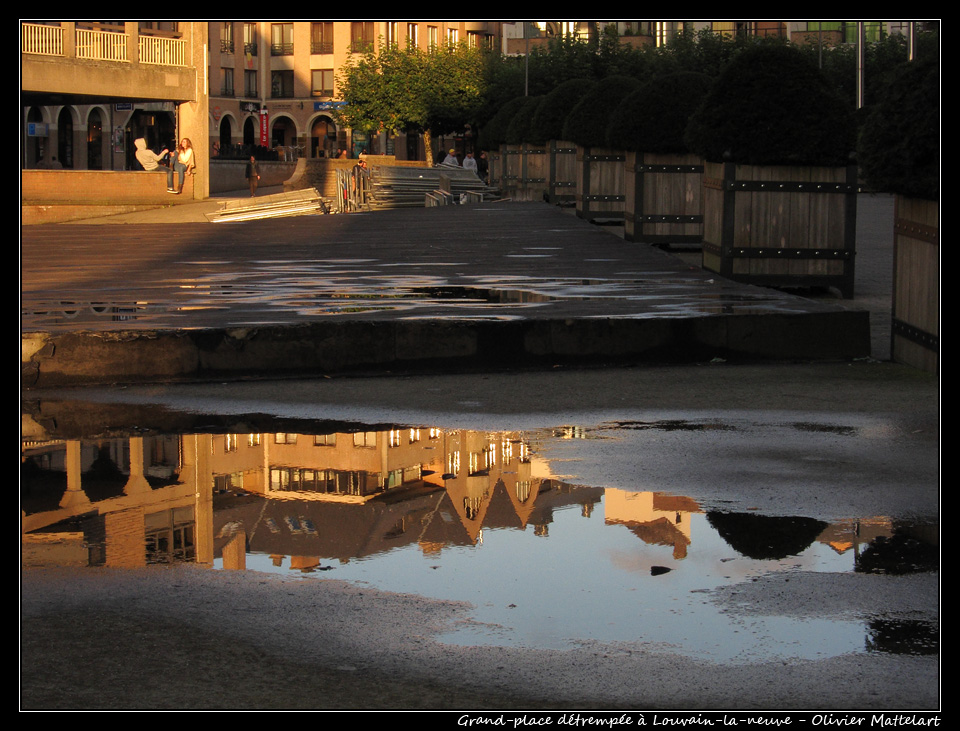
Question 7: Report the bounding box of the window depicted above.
[353,431,377,448]
[221,22,234,53]
[248,433,261,447]
[447,28,458,44]
[314,433,336,446]
[311,22,333,54]
[311,69,334,97]
[386,22,400,47]
[271,70,294,98]
[271,23,293,55]
[467,31,488,49]
[224,433,238,452]
[243,22,257,55]
[220,67,234,97]
[806,21,885,43]
[274,432,298,444]
[428,25,438,52]
[351,21,374,53]
[244,69,258,98]
[406,23,419,48]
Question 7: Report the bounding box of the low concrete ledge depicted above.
[21,310,871,388]
[22,169,194,205]
[22,169,196,223]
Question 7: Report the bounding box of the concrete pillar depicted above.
[178,22,210,200]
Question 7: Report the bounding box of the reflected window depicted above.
[353,431,376,448]
[144,507,195,564]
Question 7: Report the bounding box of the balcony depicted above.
[21,22,187,67]
[21,23,62,56]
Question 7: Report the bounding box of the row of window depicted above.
[217,68,335,99]
[219,21,492,58]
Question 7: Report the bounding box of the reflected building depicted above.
[22,433,213,568]
[603,488,701,560]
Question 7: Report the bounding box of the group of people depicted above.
[440,148,489,182]
[134,137,196,194]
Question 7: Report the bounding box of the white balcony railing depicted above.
[22,23,187,67]
[139,35,186,66]
[21,23,63,56]
[76,28,128,62]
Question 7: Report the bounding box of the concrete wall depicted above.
[23,169,193,204]
[210,160,296,193]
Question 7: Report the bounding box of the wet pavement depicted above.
[20,194,939,710]
[21,362,940,710]
[21,200,874,386]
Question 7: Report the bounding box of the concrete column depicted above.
[178,22,210,200]
[124,22,138,66]
[59,440,91,511]
[62,22,76,58]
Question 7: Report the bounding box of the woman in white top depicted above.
[168,138,196,194]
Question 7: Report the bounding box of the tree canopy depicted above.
[336,42,487,166]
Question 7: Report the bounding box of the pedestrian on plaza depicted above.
[167,138,196,194]
[351,155,368,207]
[462,151,478,174]
[477,151,489,183]
[245,155,261,197]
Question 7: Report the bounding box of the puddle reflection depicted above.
[22,423,937,661]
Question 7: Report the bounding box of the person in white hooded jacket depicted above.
[134,138,168,172]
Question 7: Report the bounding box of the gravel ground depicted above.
[21,560,939,711]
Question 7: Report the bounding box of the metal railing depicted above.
[76,28,127,62]
[139,35,186,66]
[22,23,63,56]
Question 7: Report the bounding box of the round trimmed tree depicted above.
[607,71,714,152]
[561,75,642,148]
[685,44,855,165]
[858,57,938,200]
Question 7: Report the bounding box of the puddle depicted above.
[21,421,938,663]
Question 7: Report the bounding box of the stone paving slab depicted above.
[21,202,870,386]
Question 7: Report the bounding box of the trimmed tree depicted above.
[607,71,713,152]
[858,57,938,201]
[685,44,854,165]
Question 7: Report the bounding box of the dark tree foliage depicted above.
[858,57,939,200]
[478,96,529,150]
[685,44,855,165]
[529,78,596,143]
[606,71,714,152]
[561,75,642,148]
[505,96,545,144]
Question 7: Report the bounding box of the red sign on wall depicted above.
[259,108,269,147]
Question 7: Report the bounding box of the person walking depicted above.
[245,155,261,197]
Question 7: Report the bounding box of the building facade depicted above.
[207,21,500,162]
